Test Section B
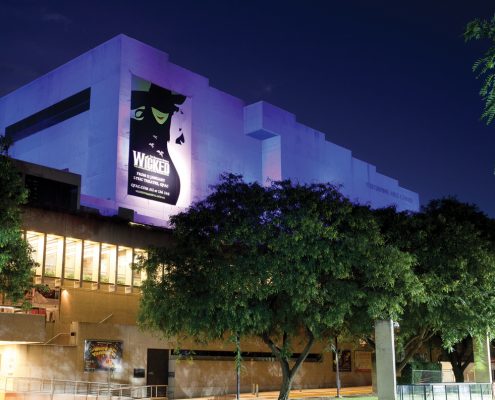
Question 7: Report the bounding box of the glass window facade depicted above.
[25,231,146,290]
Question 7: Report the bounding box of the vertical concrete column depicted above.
[168,356,176,399]
[371,353,377,394]
[473,335,492,383]
[375,320,397,400]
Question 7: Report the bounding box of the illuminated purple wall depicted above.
[0,35,419,226]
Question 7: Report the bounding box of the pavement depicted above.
[184,386,375,400]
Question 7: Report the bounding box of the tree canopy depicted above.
[138,174,419,400]
[376,198,495,381]
[465,14,495,125]
[0,135,35,303]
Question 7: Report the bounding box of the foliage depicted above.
[0,135,35,303]
[377,198,495,380]
[138,174,418,400]
[465,14,495,125]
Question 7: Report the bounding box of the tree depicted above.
[138,174,418,400]
[465,14,495,125]
[376,198,495,381]
[0,135,35,303]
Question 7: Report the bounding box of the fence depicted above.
[411,370,444,384]
[397,383,492,400]
[0,376,167,399]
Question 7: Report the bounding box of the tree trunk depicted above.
[278,373,294,400]
[261,329,315,400]
[443,338,473,383]
[448,348,466,383]
[451,363,465,383]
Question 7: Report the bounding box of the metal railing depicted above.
[0,376,167,399]
[397,383,492,400]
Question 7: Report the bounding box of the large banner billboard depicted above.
[84,340,123,371]
[127,77,190,206]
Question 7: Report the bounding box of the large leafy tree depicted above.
[0,135,35,303]
[377,198,495,381]
[465,14,495,125]
[138,174,418,400]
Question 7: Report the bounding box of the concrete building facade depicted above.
[0,35,419,397]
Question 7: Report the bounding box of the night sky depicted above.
[1,0,493,216]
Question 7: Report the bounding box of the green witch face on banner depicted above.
[128,82,186,205]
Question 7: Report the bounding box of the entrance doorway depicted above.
[147,349,169,397]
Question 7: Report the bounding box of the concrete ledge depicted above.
[0,313,45,343]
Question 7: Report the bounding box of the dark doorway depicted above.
[147,349,169,397]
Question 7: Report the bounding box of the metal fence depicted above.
[397,383,492,400]
[0,376,167,399]
[411,370,444,384]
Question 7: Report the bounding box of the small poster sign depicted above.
[333,350,352,372]
[354,351,372,372]
[84,340,123,371]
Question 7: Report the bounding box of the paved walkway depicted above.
[185,386,374,400]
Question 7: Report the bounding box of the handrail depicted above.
[43,332,70,345]
[98,313,114,324]
[0,376,167,399]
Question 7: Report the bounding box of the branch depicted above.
[397,328,428,374]
[424,330,436,342]
[363,335,375,349]
[403,334,421,351]
[261,332,290,377]
[289,328,315,380]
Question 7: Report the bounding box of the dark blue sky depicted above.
[1,0,494,216]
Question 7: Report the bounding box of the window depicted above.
[83,241,99,282]
[117,247,133,286]
[100,244,116,284]
[44,235,63,277]
[5,88,91,142]
[132,249,147,287]
[64,238,82,280]
[26,231,44,276]
[25,175,79,212]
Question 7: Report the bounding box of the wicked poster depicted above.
[127,77,189,205]
[84,340,123,371]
